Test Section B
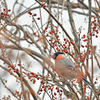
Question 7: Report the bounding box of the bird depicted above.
[52,51,92,86]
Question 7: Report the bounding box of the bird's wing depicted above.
[62,56,75,69]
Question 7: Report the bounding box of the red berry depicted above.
[64,46,67,48]
[40,80,44,84]
[3,8,6,11]
[65,41,67,44]
[49,39,51,41]
[2,15,4,17]
[45,27,48,30]
[69,70,71,73]
[44,88,46,91]
[96,35,98,38]
[3,62,5,64]
[94,19,96,22]
[83,34,86,38]
[37,77,39,80]
[8,65,10,68]
[92,34,95,36]
[28,76,31,79]
[83,39,87,42]
[55,26,57,28]
[23,78,25,80]
[52,30,55,33]
[37,17,40,20]
[90,23,92,25]
[27,73,30,76]
[48,87,50,90]
[56,87,59,90]
[59,75,62,77]
[84,87,86,91]
[89,33,92,35]
[4,13,8,15]
[16,68,19,71]
[33,14,37,16]
[96,30,99,34]
[31,72,34,75]
[33,32,36,35]
[43,5,46,8]
[89,50,91,54]
[1,12,3,15]
[56,35,59,38]
[81,45,84,48]
[85,45,87,47]
[8,9,11,12]
[85,58,88,62]
[54,92,56,95]
[33,74,36,77]
[0,45,3,47]
[93,16,96,19]
[11,64,14,68]
[4,16,7,18]
[28,11,32,15]
[39,93,41,95]
[51,88,53,91]
[64,38,66,41]
[82,59,85,62]
[74,57,77,61]
[33,79,36,84]
[73,79,76,82]
[10,72,12,75]
[39,88,42,92]
[72,52,75,55]
[75,64,78,67]
[95,78,98,80]
[14,70,16,72]
[58,49,60,51]
[93,28,96,31]
[50,31,53,34]
[70,41,74,45]
[44,46,47,49]
[55,40,58,42]
[57,89,59,92]
[18,63,21,66]
[42,85,44,88]
[51,45,54,48]
[55,44,57,46]
[67,96,70,99]
[8,68,11,71]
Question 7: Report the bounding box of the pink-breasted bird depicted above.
[53,52,92,86]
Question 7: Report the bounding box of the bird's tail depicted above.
[82,77,92,86]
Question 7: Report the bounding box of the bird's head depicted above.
[52,52,64,60]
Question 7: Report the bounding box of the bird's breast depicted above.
[55,60,79,79]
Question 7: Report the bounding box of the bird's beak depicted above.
[51,55,54,59]
[51,54,55,59]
